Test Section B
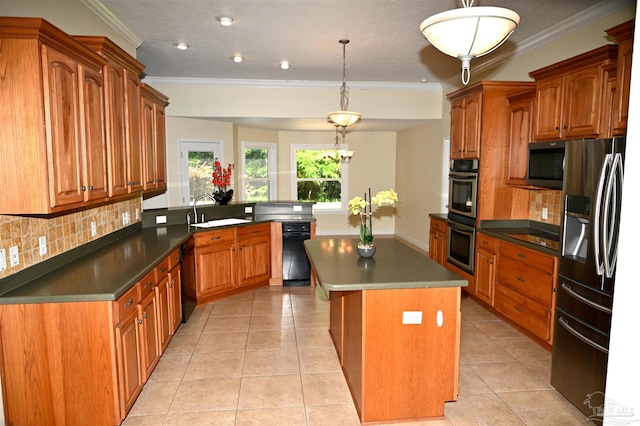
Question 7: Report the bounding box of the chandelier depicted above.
[420,0,519,85]
[323,125,355,163]
[327,39,361,127]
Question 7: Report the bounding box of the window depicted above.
[179,139,223,205]
[292,144,348,210]
[240,142,277,201]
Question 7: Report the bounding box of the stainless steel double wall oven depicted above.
[447,159,478,274]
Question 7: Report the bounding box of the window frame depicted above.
[239,141,278,201]
[291,143,349,211]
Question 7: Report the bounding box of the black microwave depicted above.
[526,140,566,189]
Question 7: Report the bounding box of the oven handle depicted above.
[447,220,475,234]
[449,171,478,180]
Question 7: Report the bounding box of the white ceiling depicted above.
[86,0,634,131]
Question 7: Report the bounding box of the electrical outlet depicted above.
[91,221,97,237]
[542,207,548,220]
[135,208,140,220]
[39,236,47,256]
[402,311,423,324]
[0,249,6,271]
[293,205,302,212]
[244,206,253,214]
[9,245,19,267]
[122,212,131,225]
[155,215,167,224]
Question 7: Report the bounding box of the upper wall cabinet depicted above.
[141,84,169,196]
[448,91,482,159]
[506,89,536,187]
[74,36,148,198]
[529,45,618,141]
[606,19,634,136]
[0,17,111,214]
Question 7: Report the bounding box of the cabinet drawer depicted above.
[155,257,170,281]
[494,284,550,341]
[238,223,271,239]
[193,228,236,246]
[168,248,181,269]
[476,233,497,253]
[138,269,156,299]
[498,240,555,273]
[497,256,553,307]
[113,283,140,324]
[430,218,447,234]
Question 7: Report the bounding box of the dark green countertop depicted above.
[0,224,193,305]
[478,220,560,257]
[304,238,468,291]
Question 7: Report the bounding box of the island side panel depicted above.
[361,287,461,423]
[329,291,345,364]
[342,290,365,417]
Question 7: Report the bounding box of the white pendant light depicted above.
[420,0,519,85]
[327,39,362,127]
[323,126,355,163]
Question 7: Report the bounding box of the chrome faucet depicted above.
[192,194,216,224]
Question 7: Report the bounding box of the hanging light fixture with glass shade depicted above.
[323,125,355,163]
[327,39,362,127]
[420,0,519,85]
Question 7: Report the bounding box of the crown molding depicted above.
[141,76,442,91]
[81,0,144,48]
[473,0,633,75]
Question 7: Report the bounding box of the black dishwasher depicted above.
[282,222,311,286]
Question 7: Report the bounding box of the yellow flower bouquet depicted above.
[348,188,399,249]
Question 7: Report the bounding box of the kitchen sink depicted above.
[190,218,251,228]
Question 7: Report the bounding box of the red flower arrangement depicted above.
[212,159,234,193]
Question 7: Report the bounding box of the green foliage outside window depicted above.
[188,151,215,203]
[245,148,269,202]
[296,150,342,203]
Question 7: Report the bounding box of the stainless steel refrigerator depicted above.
[551,137,625,422]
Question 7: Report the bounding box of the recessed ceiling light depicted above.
[280,61,290,70]
[233,55,243,63]
[173,42,190,50]
[216,16,234,26]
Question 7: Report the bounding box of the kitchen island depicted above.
[304,238,468,424]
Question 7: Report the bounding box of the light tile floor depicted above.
[122,286,590,426]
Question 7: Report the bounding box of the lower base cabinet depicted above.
[0,250,182,425]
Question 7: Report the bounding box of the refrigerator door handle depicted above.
[560,282,612,314]
[603,153,624,280]
[593,153,613,277]
[558,317,608,354]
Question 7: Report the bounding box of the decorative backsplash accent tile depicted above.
[0,198,142,279]
[529,189,562,226]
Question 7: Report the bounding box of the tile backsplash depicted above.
[0,198,141,279]
[529,189,562,226]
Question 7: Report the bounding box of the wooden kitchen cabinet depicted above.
[494,240,557,346]
[429,216,447,266]
[141,83,170,195]
[474,233,498,306]
[506,89,536,187]
[74,36,148,199]
[238,223,272,287]
[449,91,481,159]
[530,45,618,141]
[606,19,634,136]
[0,18,112,214]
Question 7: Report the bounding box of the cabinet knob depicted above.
[81,186,87,191]
[124,298,134,308]
[555,126,560,131]
[563,125,568,130]
[143,312,148,319]
[517,276,526,283]
[145,281,153,288]
[518,253,527,259]
[137,319,143,325]
[88,185,94,191]
[515,305,525,313]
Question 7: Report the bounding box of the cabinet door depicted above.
[429,230,446,266]
[42,45,84,208]
[155,105,167,190]
[475,249,496,306]
[104,61,130,197]
[562,65,603,138]
[78,64,109,200]
[507,96,534,186]
[141,95,157,190]
[139,292,160,381]
[462,91,482,158]
[238,236,271,287]
[124,70,143,193]
[195,241,236,297]
[533,76,563,140]
[169,264,183,333]
[155,274,172,352]
[449,98,464,159]
[114,308,143,418]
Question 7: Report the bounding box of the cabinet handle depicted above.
[482,240,489,245]
[160,267,167,273]
[124,298,134,307]
[515,305,525,313]
[518,253,527,259]
[168,280,174,288]
[517,276,526,283]
[144,281,153,288]
[211,236,221,240]
[251,230,260,234]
